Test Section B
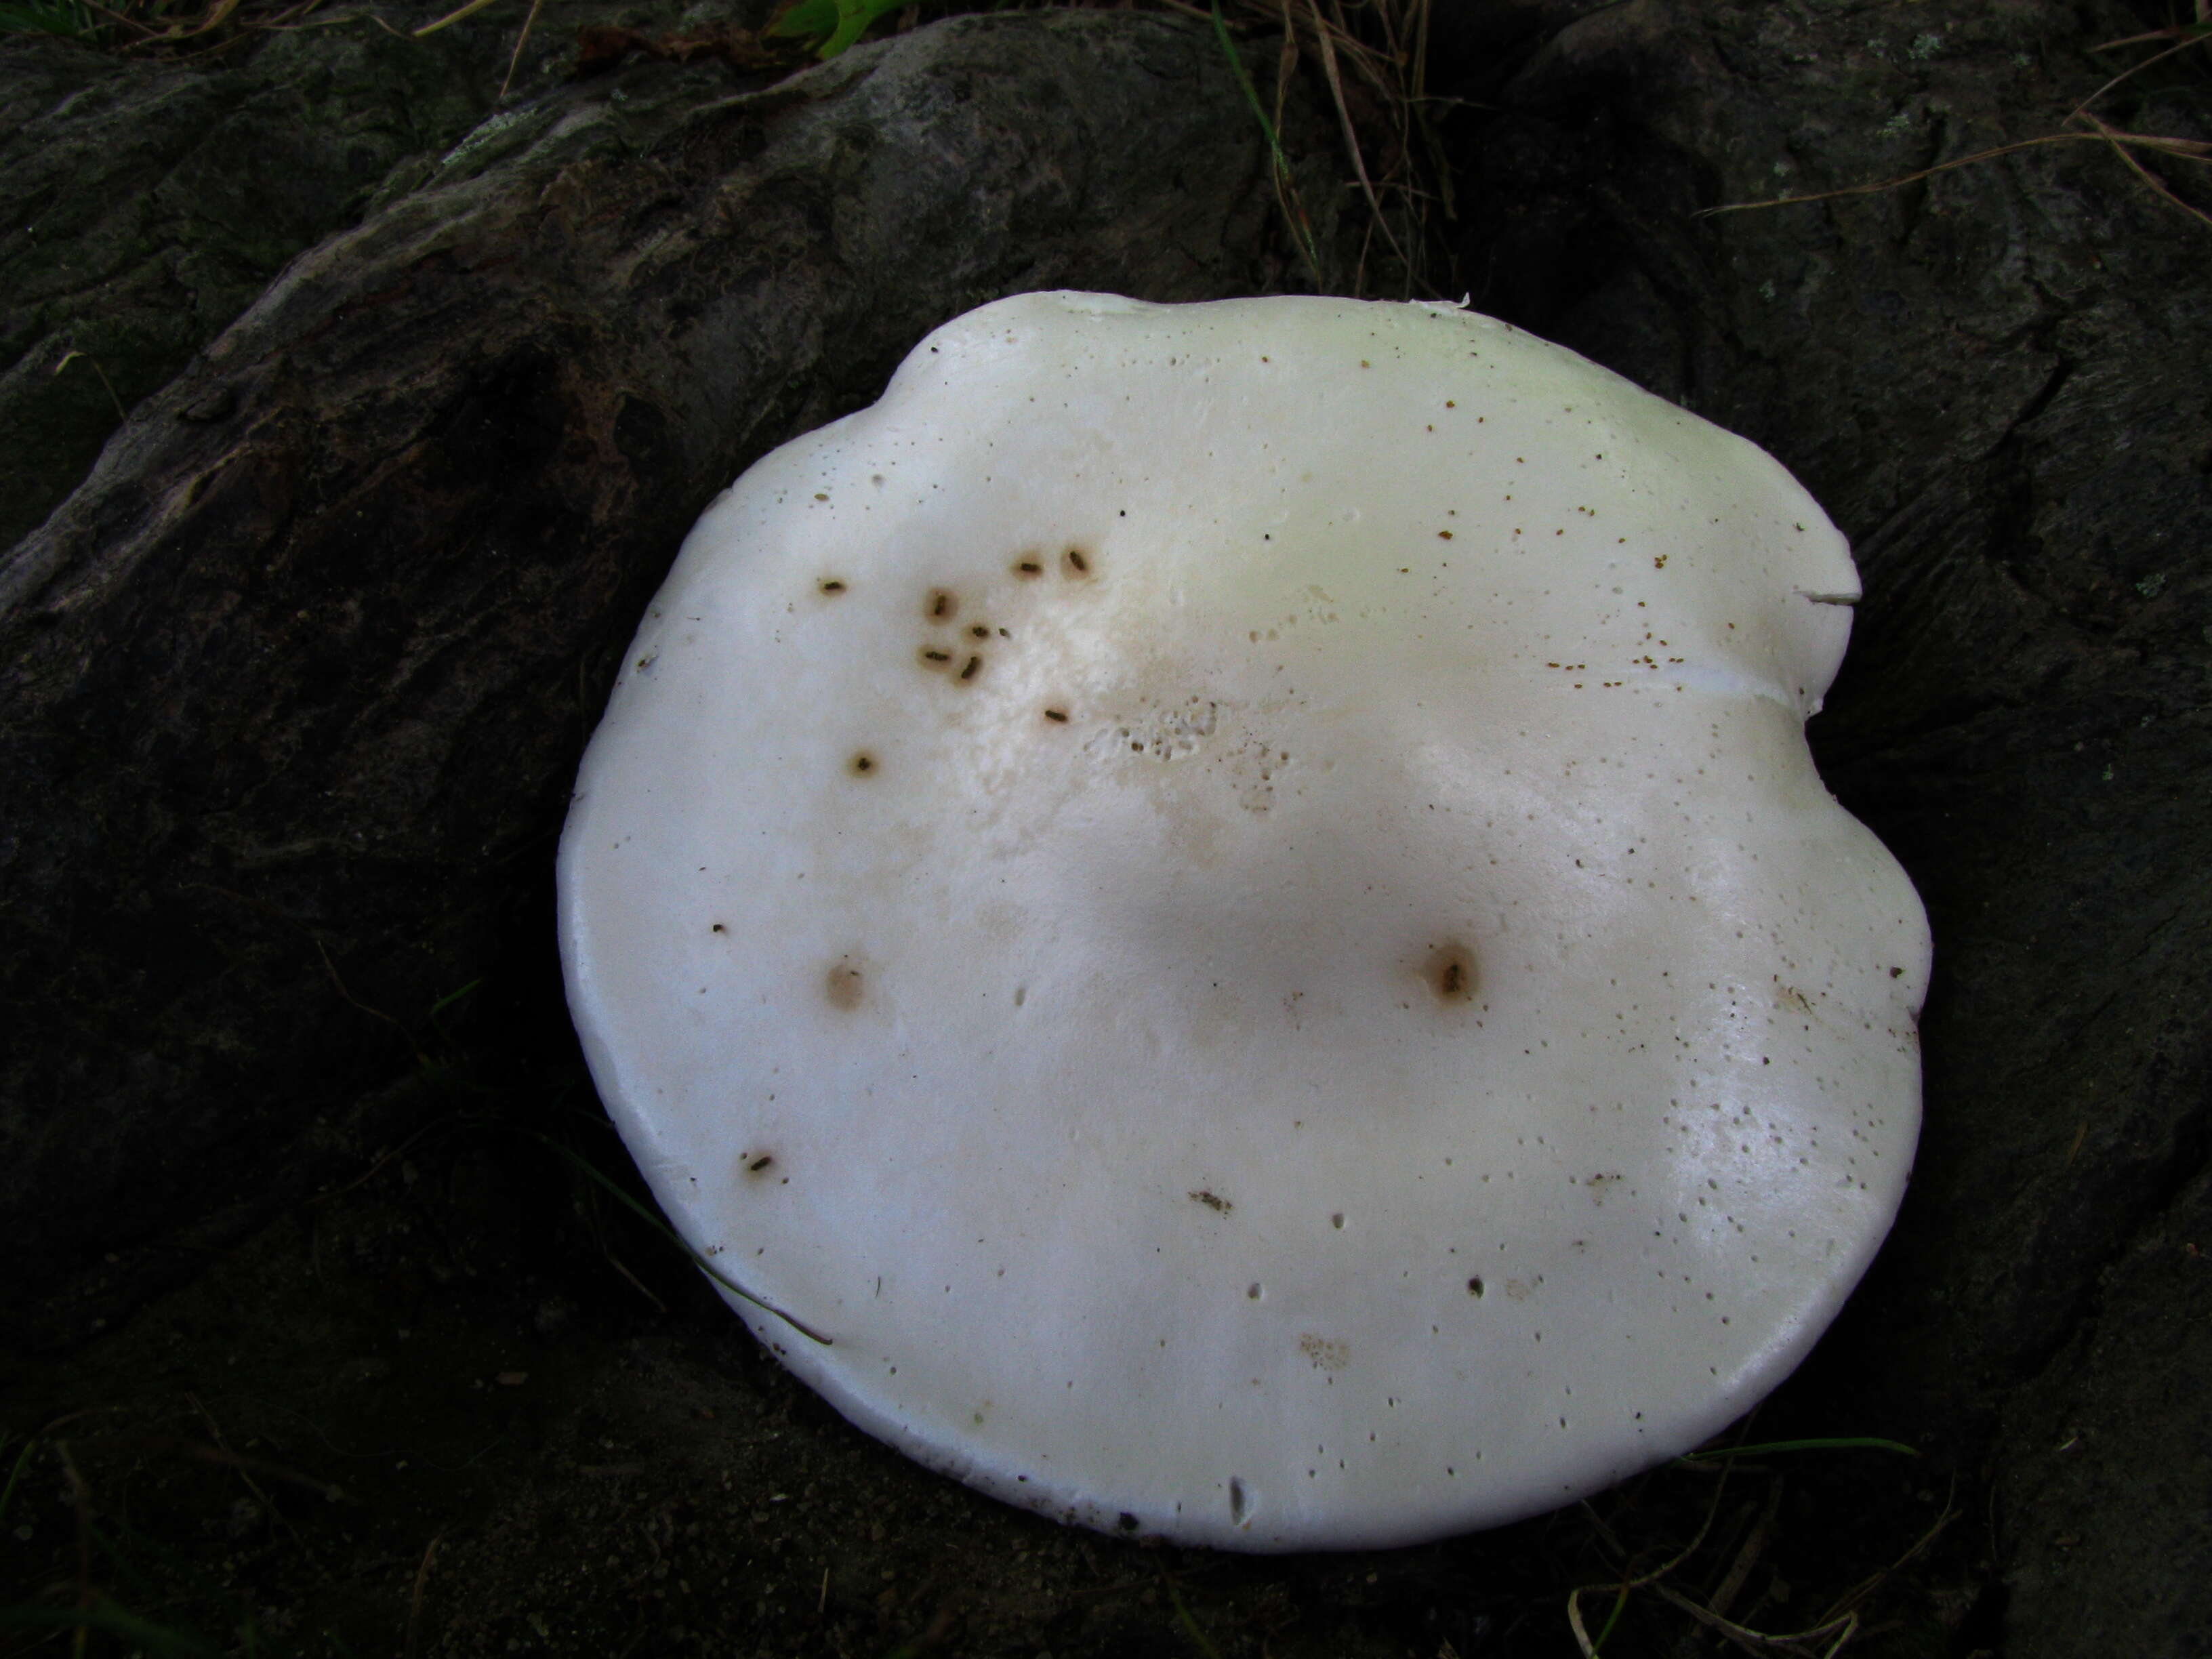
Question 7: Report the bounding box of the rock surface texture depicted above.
[1,0,2206,1654]
[1,5,1319,1316]
[1434,2,2211,1649]
[0,0,693,550]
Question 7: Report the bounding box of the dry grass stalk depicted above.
[1698,12,2211,234]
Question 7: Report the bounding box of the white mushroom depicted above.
[557,292,1930,1551]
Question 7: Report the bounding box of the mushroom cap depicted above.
[557,293,1930,1551]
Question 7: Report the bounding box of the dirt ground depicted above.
[2,960,1999,1659]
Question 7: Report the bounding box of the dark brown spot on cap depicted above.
[825,962,865,1010]
[1424,943,1477,1004]
[926,588,959,621]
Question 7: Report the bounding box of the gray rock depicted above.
[1434,0,2211,1650]
[0,0,713,551]
[0,7,1334,1336]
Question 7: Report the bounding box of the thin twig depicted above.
[184,1393,299,1545]
[1160,1564,1224,1659]
[2072,26,2212,123]
[1696,8,2212,239]
[314,935,422,1054]
[77,0,163,39]
[1567,1456,1740,1656]
[532,1133,834,1344]
[1816,1486,1960,1626]
[1305,0,1411,276]
[2079,110,2212,230]
[311,1118,451,1206]
[411,0,497,37]
[1650,1580,1858,1657]
[495,0,543,101]
[1706,1479,1784,1622]
[1214,0,1325,283]
[57,1441,94,1640]
[52,350,127,422]
[1407,0,1452,220]
[1695,128,2208,222]
[605,1252,671,1314]
[405,1532,443,1659]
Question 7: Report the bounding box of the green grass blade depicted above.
[1164,1573,1223,1659]
[0,1435,33,1523]
[0,1595,226,1657]
[0,0,96,35]
[1680,1436,1919,1463]
[1589,1581,1630,1656]
[1210,0,1324,284]
[529,1132,833,1345]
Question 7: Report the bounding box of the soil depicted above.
[3,1,2209,1655]
[0,1074,1992,1657]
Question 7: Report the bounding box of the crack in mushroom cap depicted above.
[557,292,1931,1552]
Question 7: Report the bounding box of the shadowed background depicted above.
[2,1,2206,1653]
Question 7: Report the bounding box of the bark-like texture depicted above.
[0,7,1323,1334]
[1429,1,2211,1650]
[0,0,754,552]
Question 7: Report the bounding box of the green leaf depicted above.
[765,0,905,59]
[0,0,96,35]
